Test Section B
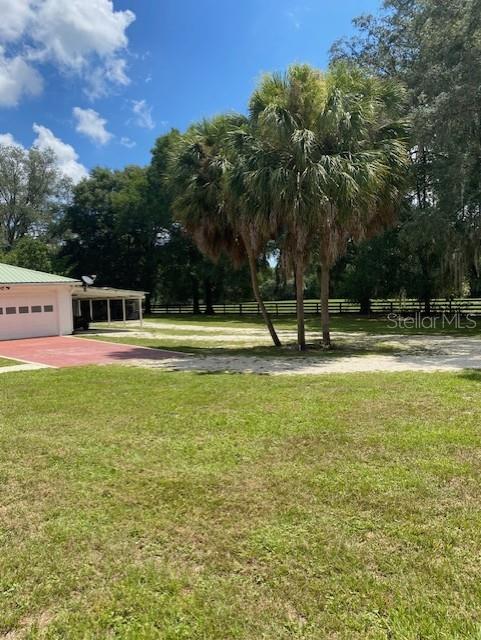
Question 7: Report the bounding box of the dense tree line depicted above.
[331,0,481,310]
[2,0,481,349]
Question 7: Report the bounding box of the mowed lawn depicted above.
[144,313,481,335]
[0,357,19,368]
[2,367,481,638]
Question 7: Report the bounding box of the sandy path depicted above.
[137,321,272,334]
[120,334,481,375]
[90,330,270,343]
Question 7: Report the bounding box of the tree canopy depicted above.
[332,0,481,306]
[0,145,68,250]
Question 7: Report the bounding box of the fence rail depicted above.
[150,298,481,316]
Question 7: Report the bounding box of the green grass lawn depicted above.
[145,312,481,335]
[2,366,481,638]
[0,356,19,368]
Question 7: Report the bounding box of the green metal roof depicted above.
[0,262,79,285]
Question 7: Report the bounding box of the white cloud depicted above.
[33,123,88,183]
[73,107,112,145]
[85,56,130,100]
[0,0,33,42]
[31,0,135,97]
[0,47,43,107]
[131,99,155,129]
[105,57,129,86]
[120,136,136,148]
[0,0,135,104]
[0,132,23,147]
[32,0,135,69]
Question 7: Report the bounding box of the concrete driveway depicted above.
[0,335,177,368]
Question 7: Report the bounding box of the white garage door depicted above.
[0,294,59,339]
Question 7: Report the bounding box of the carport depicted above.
[72,286,146,327]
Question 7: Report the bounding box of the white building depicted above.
[0,262,145,340]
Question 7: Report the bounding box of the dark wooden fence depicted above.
[151,298,481,316]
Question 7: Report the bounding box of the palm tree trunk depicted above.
[203,278,215,315]
[359,296,371,315]
[295,258,306,350]
[245,242,282,347]
[191,276,201,314]
[423,296,431,315]
[320,263,331,348]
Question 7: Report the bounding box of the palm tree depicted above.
[245,63,409,348]
[247,65,327,350]
[169,116,282,347]
[316,64,409,346]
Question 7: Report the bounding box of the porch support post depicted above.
[122,298,126,326]
[89,299,93,322]
[139,298,143,327]
[107,299,111,325]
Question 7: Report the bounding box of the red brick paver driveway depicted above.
[0,336,177,368]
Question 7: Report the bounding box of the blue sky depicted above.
[0,0,381,181]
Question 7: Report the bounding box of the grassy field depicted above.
[0,356,19,368]
[2,366,481,638]
[145,313,481,334]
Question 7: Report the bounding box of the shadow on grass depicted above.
[457,370,481,382]
[75,327,138,335]
[85,335,407,360]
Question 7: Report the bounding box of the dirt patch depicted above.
[123,337,481,375]
[87,327,481,375]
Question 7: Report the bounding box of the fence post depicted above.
[166,304,169,314]
[276,303,279,317]
[239,303,243,315]
[340,301,343,313]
